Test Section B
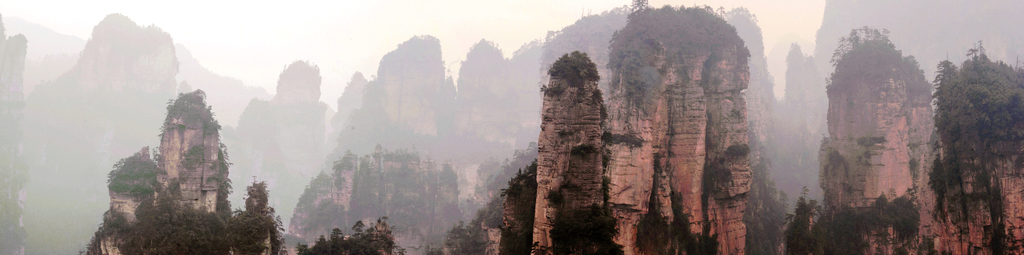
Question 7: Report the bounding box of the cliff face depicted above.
[454,40,542,149]
[373,36,453,137]
[817,29,932,253]
[228,60,327,224]
[531,51,606,250]
[0,14,28,255]
[930,54,1024,254]
[76,14,177,94]
[500,163,537,255]
[92,90,230,255]
[604,7,751,254]
[334,36,461,158]
[158,90,228,212]
[726,8,788,255]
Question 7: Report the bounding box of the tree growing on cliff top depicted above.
[826,27,930,96]
[609,5,748,107]
[930,48,1024,254]
[228,182,285,255]
[295,218,402,255]
[545,51,600,92]
[784,188,819,255]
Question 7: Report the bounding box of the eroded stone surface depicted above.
[604,20,751,254]
[531,66,606,250]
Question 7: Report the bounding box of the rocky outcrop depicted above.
[332,72,367,135]
[0,13,28,255]
[531,51,606,250]
[334,36,459,157]
[454,40,542,149]
[726,8,787,255]
[90,90,230,255]
[604,7,750,254]
[367,36,453,137]
[228,60,327,224]
[76,14,177,94]
[500,162,537,255]
[273,61,321,105]
[930,53,1024,254]
[817,28,932,253]
[158,90,228,212]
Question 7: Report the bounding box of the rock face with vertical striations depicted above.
[817,28,932,253]
[89,90,231,255]
[726,8,787,255]
[930,52,1024,254]
[158,90,229,212]
[531,51,607,251]
[0,12,28,255]
[604,6,750,254]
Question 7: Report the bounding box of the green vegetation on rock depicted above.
[106,149,161,198]
[930,47,1024,253]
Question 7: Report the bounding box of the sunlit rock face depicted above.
[604,7,751,254]
[76,14,177,94]
[818,30,933,253]
[0,13,28,255]
[530,52,606,250]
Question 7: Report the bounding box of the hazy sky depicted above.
[1,0,824,109]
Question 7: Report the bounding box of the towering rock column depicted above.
[532,51,606,251]
[818,28,933,253]
[604,7,751,254]
[159,90,227,213]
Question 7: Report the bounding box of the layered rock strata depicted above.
[818,29,933,253]
[930,54,1024,254]
[92,90,230,255]
[531,51,606,250]
[158,90,228,212]
[604,7,751,254]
